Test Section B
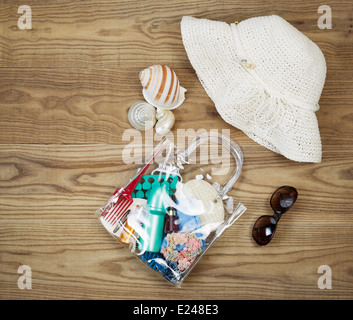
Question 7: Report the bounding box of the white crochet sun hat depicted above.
[181,15,326,163]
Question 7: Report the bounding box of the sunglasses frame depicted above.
[252,186,298,246]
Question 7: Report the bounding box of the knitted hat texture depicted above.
[181,15,326,163]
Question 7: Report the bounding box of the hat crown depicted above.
[237,15,326,107]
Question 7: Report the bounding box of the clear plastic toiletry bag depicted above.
[95,132,246,287]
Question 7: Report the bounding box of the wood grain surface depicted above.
[1,0,353,300]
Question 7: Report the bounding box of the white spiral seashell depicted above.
[139,65,187,110]
[155,109,175,135]
[128,100,156,131]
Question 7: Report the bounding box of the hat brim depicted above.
[181,16,322,163]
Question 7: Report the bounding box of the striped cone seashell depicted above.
[139,65,187,110]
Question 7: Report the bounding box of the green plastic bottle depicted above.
[140,181,170,252]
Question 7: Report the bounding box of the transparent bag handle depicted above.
[179,131,243,199]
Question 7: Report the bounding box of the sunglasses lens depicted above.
[270,186,298,214]
[252,215,277,245]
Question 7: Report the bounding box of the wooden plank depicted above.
[0,68,352,144]
[0,144,352,226]
[0,222,352,299]
[0,1,352,69]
